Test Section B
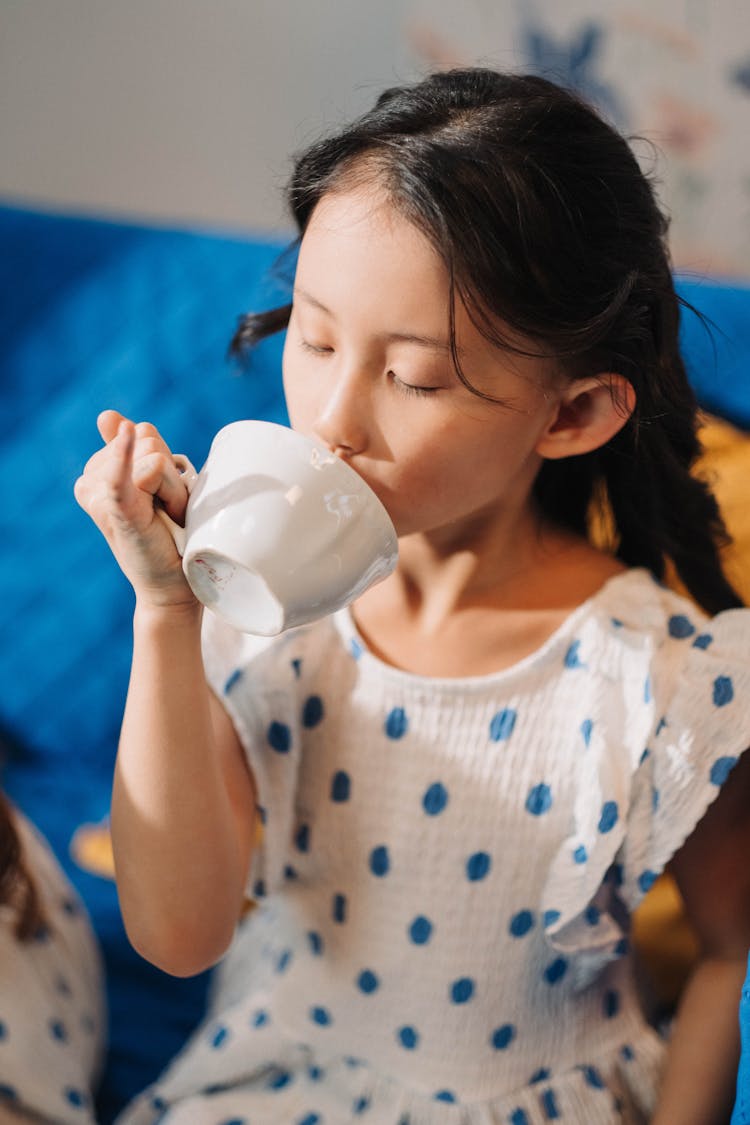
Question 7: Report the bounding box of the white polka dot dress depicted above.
[117,570,750,1125]
[0,809,105,1123]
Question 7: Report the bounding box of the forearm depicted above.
[112,602,250,976]
[652,953,743,1125]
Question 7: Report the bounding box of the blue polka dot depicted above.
[531,1069,551,1084]
[310,1005,332,1026]
[614,937,629,957]
[611,617,623,628]
[652,787,660,812]
[354,1096,371,1114]
[710,756,737,786]
[65,1089,87,1108]
[307,931,324,956]
[713,675,734,707]
[409,915,433,944]
[598,800,619,834]
[251,1009,269,1027]
[358,969,380,993]
[573,844,588,864]
[466,851,492,881]
[331,770,351,801]
[638,869,657,894]
[220,1118,247,1125]
[450,977,475,1003]
[510,1111,529,1125]
[543,909,561,927]
[385,707,408,739]
[581,719,593,747]
[398,1025,419,1049]
[604,989,621,1018]
[210,1024,229,1048]
[668,614,695,639]
[0,1084,17,1101]
[308,1065,324,1081]
[621,1044,635,1061]
[369,845,390,876]
[585,905,600,926]
[224,668,243,694]
[49,1018,67,1042]
[291,658,303,678]
[297,1114,320,1125]
[253,878,266,899]
[541,1088,561,1119]
[333,893,347,923]
[544,958,568,985]
[434,1091,457,1103]
[295,823,310,852]
[644,675,652,704]
[526,782,553,816]
[276,949,293,973]
[284,863,298,881]
[692,633,713,650]
[422,781,449,815]
[509,909,535,937]
[489,708,517,741]
[267,721,291,753]
[581,1065,605,1089]
[302,695,324,727]
[491,1023,516,1049]
[564,640,585,668]
[655,716,667,735]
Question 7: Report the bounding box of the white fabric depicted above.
[0,810,105,1123]
[118,569,750,1125]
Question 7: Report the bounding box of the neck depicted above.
[361,501,581,632]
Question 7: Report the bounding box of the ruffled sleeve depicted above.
[541,584,750,988]
[201,609,311,901]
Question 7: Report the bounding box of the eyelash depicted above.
[298,339,438,397]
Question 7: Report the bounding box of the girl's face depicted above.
[282,186,561,542]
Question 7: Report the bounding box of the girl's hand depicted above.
[74,410,198,610]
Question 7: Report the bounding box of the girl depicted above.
[0,788,105,1122]
[75,69,750,1124]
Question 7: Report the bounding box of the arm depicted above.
[75,412,257,977]
[651,748,750,1125]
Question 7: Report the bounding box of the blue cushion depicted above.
[677,276,750,429]
[0,204,289,1120]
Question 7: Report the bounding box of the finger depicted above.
[105,420,141,525]
[97,409,127,444]
[132,450,190,523]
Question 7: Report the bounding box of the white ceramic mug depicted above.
[159,420,398,636]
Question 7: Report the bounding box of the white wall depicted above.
[2,0,749,273]
[0,0,414,232]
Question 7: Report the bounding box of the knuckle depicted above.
[135,421,160,441]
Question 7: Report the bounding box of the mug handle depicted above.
[156,454,199,557]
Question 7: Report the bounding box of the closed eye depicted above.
[390,373,440,397]
[299,339,334,355]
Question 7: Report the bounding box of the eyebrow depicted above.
[293,286,462,356]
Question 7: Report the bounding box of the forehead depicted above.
[298,187,451,307]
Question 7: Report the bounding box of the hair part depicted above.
[231,67,742,615]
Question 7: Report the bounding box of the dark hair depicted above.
[232,67,742,615]
[0,792,46,941]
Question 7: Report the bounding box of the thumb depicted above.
[97,409,126,444]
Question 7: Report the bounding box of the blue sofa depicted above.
[0,203,748,1120]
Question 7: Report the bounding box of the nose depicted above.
[312,370,368,458]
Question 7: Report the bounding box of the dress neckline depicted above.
[333,567,655,690]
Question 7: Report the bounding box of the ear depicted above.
[536,374,636,460]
